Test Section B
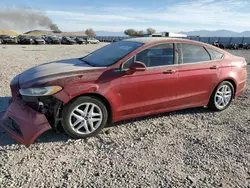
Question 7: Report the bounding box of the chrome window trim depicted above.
[121,56,222,70]
[176,58,223,66]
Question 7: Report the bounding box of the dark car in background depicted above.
[18,36,34,44]
[32,37,46,45]
[218,37,231,49]
[242,38,250,49]
[45,36,61,44]
[212,40,221,48]
[0,35,17,44]
[0,35,8,42]
[0,35,9,44]
[228,38,243,49]
[187,36,250,50]
[112,38,122,43]
[243,43,250,49]
[208,37,219,46]
[74,37,87,44]
[61,36,77,45]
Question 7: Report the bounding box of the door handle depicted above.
[163,69,177,74]
[210,65,219,70]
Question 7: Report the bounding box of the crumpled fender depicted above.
[0,100,51,147]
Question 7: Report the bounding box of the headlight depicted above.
[19,86,62,96]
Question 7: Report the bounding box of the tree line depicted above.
[85,28,96,36]
[124,28,156,37]
[84,27,157,37]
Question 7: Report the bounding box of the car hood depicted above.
[19,58,104,87]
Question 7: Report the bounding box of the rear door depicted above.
[175,43,222,108]
[117,43,179,119]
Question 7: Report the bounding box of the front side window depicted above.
[132,43,174,67]
[182,43,211,64]
[81,41,143,66]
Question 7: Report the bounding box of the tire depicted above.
[61,96,108,139]
[208,81,234,111]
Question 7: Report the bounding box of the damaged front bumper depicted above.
[0,100,52,147]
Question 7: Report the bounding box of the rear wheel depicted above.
[62,96,108,139]
[208,81,234,111]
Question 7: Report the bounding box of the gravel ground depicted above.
[0,45,249,188]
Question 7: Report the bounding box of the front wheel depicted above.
[61,96,108,139]
[208,81,234,111]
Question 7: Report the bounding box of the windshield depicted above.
[81,41,143,66]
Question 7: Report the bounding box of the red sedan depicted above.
[0,38,247,146]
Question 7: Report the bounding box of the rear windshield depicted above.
[81,41,143,66]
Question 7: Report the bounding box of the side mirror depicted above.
[127,61,146,73]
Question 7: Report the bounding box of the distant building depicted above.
[162,32,187,38]
[144,32,187,38]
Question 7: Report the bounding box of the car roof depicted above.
[124,37,228,55]
[124,37,200,44]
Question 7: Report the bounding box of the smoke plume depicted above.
[0,8,61,32]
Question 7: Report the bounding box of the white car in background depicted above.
[87,37,100,44]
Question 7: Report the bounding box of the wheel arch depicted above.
[208,78,236,110]
[211,78,237,99]
[222,79,236,97]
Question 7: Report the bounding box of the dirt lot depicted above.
[0,44,249,188]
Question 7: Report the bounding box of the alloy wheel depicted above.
[214,84,232,109]
[69,103,103,134]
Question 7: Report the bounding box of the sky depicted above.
[1,0,250,32]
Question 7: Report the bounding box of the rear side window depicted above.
[182,44,211,64]
[135,43,174,67]
[206,48,224,60]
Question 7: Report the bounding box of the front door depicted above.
[117,43,179,119]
